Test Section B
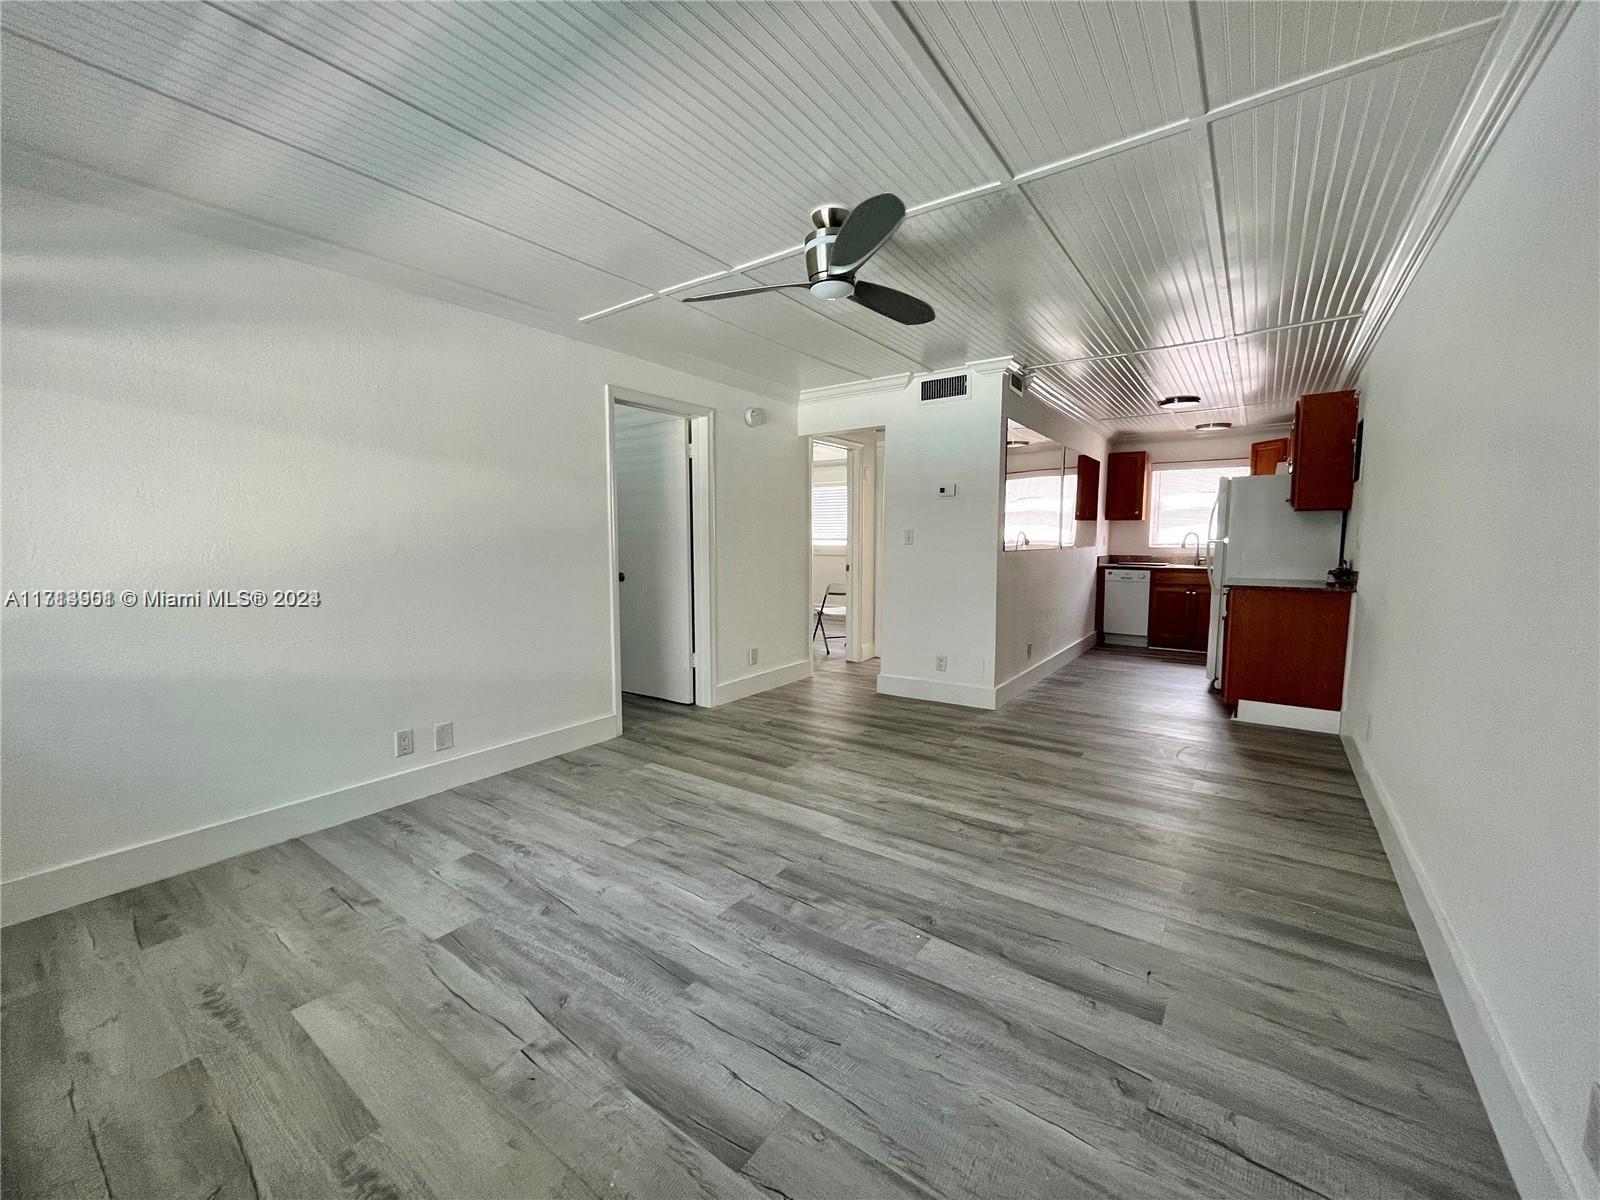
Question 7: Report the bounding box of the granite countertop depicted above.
[1227,577,1356,592]
[1099,561,1208,571]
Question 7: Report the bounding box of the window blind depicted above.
[1150,464,1248,546]
[812,483,848,546]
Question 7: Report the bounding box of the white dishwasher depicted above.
[1103,568,1151,647]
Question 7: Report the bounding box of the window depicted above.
[812,483,848,547]
[1004,472,1062,550]
[1150,463,1248,546]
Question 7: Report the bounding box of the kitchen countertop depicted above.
[1227,577,1356,592]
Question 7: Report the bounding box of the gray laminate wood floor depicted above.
[2,648,1516,1199]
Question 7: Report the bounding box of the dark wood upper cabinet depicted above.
[1288,390,1359,510]
[1104,451,1149,521]
[1074,454,1101,521]
[1250,437,1289,476]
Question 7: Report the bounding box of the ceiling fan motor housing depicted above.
[805,205,855,298]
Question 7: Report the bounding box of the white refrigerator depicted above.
[1205,475,1343,683]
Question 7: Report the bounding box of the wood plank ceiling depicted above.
[0,2,1548,431]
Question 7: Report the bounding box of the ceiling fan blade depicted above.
[831,193,905,273]
[681,283,808,303]
[849,279,934,325]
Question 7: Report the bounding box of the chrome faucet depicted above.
[1181,531,1203,565]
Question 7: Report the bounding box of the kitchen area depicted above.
[1095,390,1360,733]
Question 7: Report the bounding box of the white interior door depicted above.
[615,404,695,703]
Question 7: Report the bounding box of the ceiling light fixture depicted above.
[1158,395,1202,410]
[1195,421,1233,431]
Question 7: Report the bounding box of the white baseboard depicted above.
[712,658,811,706]
[876,673,996,709]
[994,631,1096,708]
[0,713,619,927]
[1235,699,1342,733]
[1343,734,1581,1199]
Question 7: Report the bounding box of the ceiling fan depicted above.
[682,194,935,325]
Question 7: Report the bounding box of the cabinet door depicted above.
[1147,583,1189,648]
[1288,391,1358,510]
[1074,454,1101,521]
[1105,451,1149,521]
[1182,584,1212,651]
[1222,587,1353,708]
[1250,438,1289,475]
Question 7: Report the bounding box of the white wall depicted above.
[995,388,1108,696]
[1105,430,1267,558]
[1343,8,1598,1195]
[1,186,808,920]
[798,363,1008,706]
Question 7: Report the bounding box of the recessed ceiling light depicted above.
[1158,395,1202,410]
[1195,421,1233,431]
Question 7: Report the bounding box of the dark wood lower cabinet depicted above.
[1222,586,1353,710]
[1147,570,1209,651]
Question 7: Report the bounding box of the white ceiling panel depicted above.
[223,1,997,267]
[1,1,722,291]
[1235,315,1364,409]
[1139,341,1242,411]
[1213,31,1493,332]
[594,297,864,394]
[1196,1,1504,106]
[0,36,643,319]
[0,0,1542,434]
[1028,355,1166,426]
[1029,339,1241,430]
[1023,132,1231,349]
[898,2,1192,173]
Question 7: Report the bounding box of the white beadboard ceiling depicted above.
[0,1,1569,431]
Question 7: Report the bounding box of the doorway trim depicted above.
[606,385,717,713]
[809,433,876,663]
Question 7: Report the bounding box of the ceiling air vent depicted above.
[920,374,968,402]
[1006,369,1027,394]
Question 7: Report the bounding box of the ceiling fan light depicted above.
[809,278,854,300]
[1158,395,1202,409]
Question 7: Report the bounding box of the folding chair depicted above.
[812,586,846,655]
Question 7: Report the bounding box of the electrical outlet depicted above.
[903,528,915,545]
[394,729,414,757]
[434,722,454,752]
[935,654,948,673]
[1026,641,1033,659]
[748,647,759,666]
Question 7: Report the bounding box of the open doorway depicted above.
[608,387,716,711]
[808,428,884,671]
